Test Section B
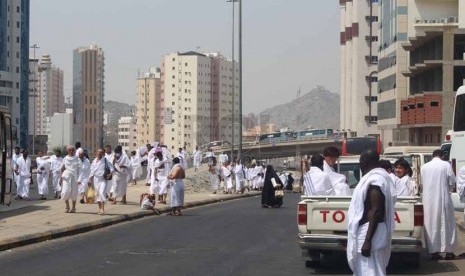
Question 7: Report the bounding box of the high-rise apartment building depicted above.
[400,0,465,145]
[135,67,162,146]
[159,51,239,151]
[28,54,64,136]
[377,0,410,146]
[48,108,73,150]
[339,0,379,137]
[72,44,105,153]
[118,116,137,152]
[0,0,30,147]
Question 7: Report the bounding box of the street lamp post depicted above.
[238,0,243,160]
[227,0,237,162]
[30,44,40,155]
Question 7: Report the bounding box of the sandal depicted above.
[431,253,442,260]
[69,209,76,213]
[65,208,70,213]
[445,253,456,260]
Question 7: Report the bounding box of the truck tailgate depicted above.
[304,197,417,233]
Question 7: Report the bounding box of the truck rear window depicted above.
[338,163,361,189]
[454,94,465,131]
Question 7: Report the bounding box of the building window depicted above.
[430,101,439,107]
[16,6,20,13]
[417,103,424,108]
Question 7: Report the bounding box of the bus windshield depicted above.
[454,94,465,131]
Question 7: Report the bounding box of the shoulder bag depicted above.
[104,158,112,180]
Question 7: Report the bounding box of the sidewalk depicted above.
[456,211,465,231]
[0,179,260,251]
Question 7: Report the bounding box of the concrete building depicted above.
[118,116,137,152]
[135,67,161,146]
[401,0,465,145]
[48,108,73,151]
[339,0,379,137]
[0,0,30,148]
[29,54,64,136]
[160,51,239,151]
[72,43,105,153]
[377,0,410,146]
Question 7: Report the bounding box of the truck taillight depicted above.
[414,205,423,226]
[298,204,307,225]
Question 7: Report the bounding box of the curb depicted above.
[0,192,261,251]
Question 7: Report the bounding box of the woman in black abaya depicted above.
[261,165,284,208]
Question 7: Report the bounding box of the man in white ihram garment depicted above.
[111,145,130,204]
[347,150,395,276]
[75,141,83,157]
[393,158,415,197]
[193,146,203,172]
[421,149,457,260]
[129,150,143,186]
[12,147,21,194]
[49,149,64,198]
[104,145,114,197]
[221,161,233,194]
[233,159,245,194]
[36,151,50,200]
[15,149,32,200]
[153,151,169,204]
[167,157,185,216]
[303,155,334,196]
[323,146,351,196]
[60,146,80,213]
[176,147,187,170]
[77,150,91,204]
[90,148,114,215]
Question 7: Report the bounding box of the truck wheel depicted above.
[404,253,420,268]
[305,260,321,268]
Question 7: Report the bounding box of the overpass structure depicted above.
[212,138,343,163]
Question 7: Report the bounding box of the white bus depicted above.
[451,85,465,174]
[450,85,465,211]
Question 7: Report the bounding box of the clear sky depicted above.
[30,0,340,114]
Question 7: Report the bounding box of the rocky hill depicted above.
[104,100,135,126]
[257,86,340,131]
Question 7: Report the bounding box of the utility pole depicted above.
[30,44,40,155]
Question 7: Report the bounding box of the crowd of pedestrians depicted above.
[11,141,187,216]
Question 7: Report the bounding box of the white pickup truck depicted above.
[297,157,424,268]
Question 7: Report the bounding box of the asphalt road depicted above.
[1,193,465,276]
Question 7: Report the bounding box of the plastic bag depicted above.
[86,186,96,204]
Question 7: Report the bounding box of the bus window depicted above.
[453,94,465,131]
[440,143,452,161]
[344,137,379,156]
